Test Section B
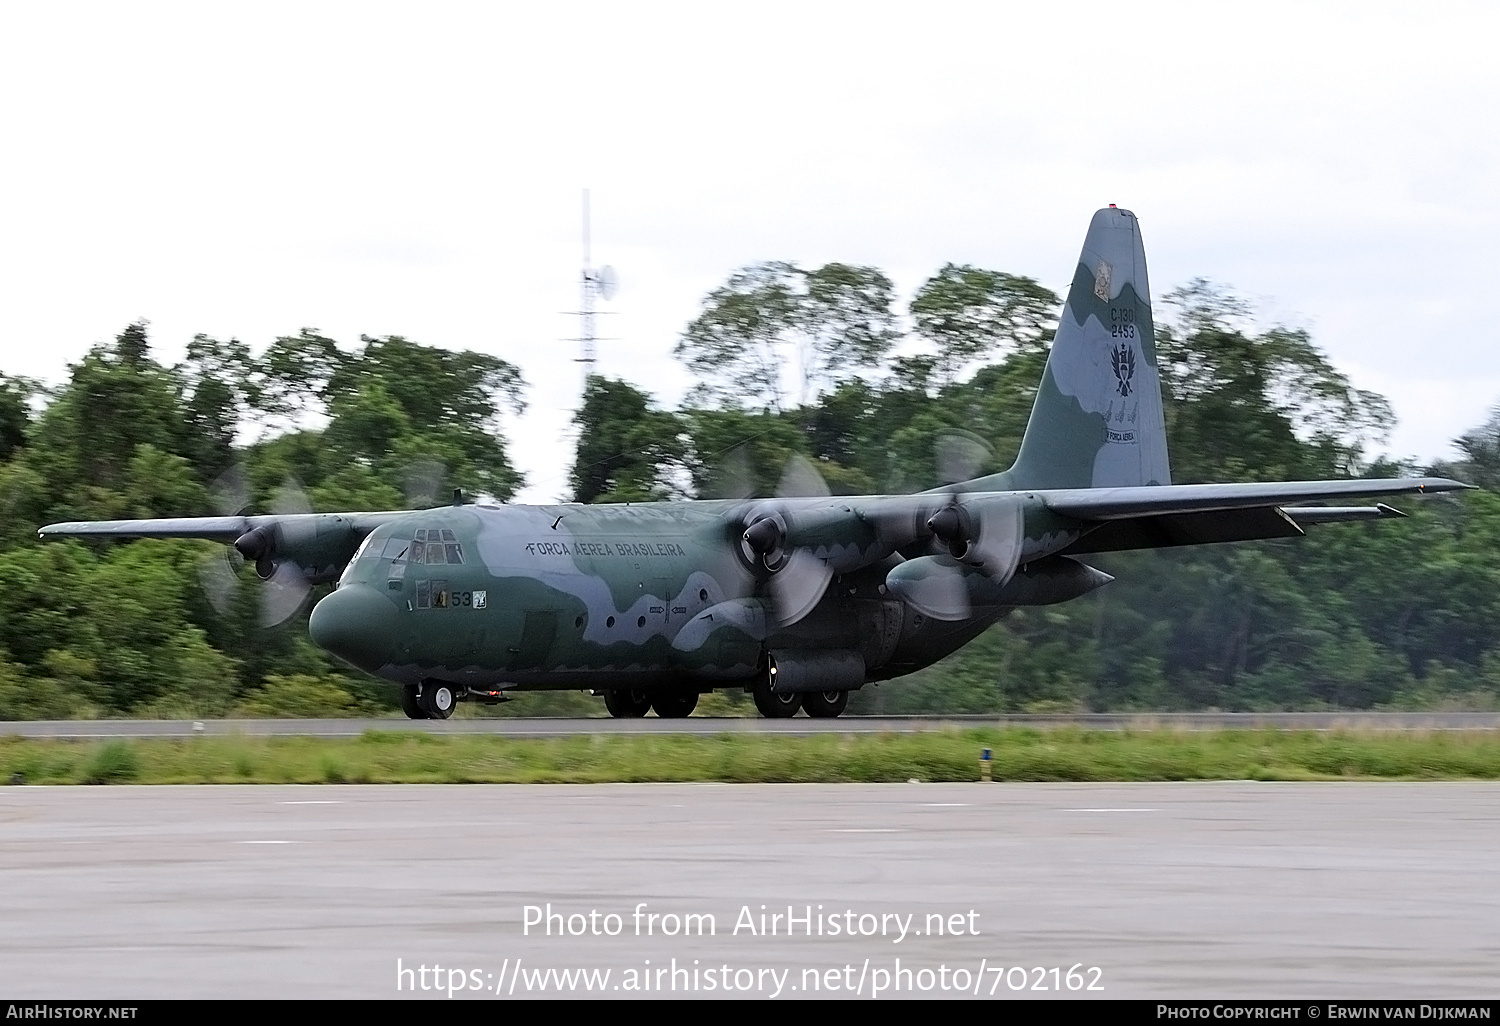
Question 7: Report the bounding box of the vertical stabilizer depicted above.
[969,207,1171,491]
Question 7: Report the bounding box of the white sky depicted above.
[1,1,1496,501]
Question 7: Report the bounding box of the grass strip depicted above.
[6,728,1500,785]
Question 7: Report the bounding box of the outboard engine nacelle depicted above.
[236,516,363,584]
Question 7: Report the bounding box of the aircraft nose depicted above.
[309,584,402,671]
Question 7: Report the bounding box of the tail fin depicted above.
[970,206,1171,491]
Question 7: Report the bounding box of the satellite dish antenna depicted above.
[598,265,618,302]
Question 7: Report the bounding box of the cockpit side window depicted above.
[338,532,379,587]
[351,533,377,563]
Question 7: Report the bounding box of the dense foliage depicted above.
[0,326,525,718]
[1,262,1496,718]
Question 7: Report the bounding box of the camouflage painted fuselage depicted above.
[311,493,1092,691]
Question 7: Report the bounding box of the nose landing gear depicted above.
[401,680,457,720]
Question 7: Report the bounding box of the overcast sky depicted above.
[2,2,1496,501]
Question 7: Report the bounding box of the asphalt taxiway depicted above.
[4,711,1499,737]
[3,782,1499,998]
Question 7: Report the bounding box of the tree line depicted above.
[576,261,1500,714]
[0,258,1496,718]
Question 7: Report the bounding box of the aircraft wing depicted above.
[38,511,411,542]
[39,515,253,541]
[1038,477,1467,520]
[1043,478,1468,556]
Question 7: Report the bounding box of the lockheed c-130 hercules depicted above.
[40,208,1467,719]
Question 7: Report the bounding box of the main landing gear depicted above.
[750,678,849,718]
[801,689,849,718]
[747,660,846,717]
[401,680,457,720]
[603,688,651,718]
[602,688,700,718]
[595,681,851,719]
[751,677,802,717]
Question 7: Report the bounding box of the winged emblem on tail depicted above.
[1111,342,1135,397]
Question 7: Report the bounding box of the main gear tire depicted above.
[801,689,848,718]
[752,679,802,718]
[400,685,430,720]
[603,688,653,718]
[650,691,699,718]
[419,681,456,720]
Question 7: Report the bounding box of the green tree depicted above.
[569,377,687,503]
[679,407,812,498]
[1157,281,1393,483]
[675,262,898,410]
[240,333,527,509]
[909,265,1059,384]
[1447,404,1500,491]
[0,374,35,461]
[250,328,347,425]
[178,335,257,481]
[27,324,201,518]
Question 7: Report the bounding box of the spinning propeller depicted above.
[737,455,838,628]
[884,432,1024,621]
[197,468,317,627]
[401,458,449,509]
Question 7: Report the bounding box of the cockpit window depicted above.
[410,527,464,565]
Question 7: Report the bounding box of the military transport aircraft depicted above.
[40,208,1467,719]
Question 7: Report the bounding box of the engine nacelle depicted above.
[885,554,1112,614]
[236,516,364,584]
[984,556,1114,606]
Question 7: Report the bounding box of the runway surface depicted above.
[3,782,1499,999]
[6,711,1500,737]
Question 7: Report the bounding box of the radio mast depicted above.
[573,189,616,382]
